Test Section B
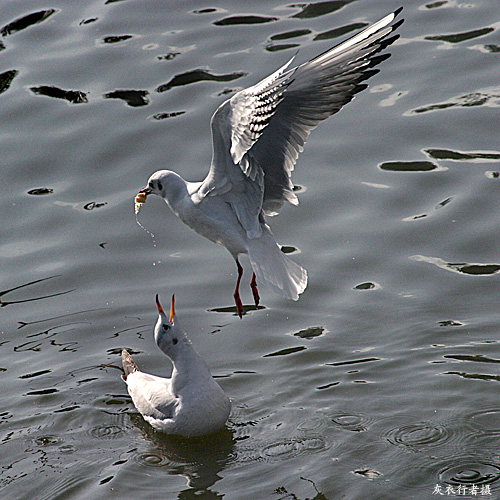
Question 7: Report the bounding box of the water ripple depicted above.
[30,85,88,104]
[262,436,326,459]
[387,451,500,495]
[315,22,367,41]
[425,148,500,162]
[353,281,381,290]
[439,460,500,486]
[88,424,124,440]
[0,69,18,95]
[385,421,451,451]
[104,90,149,107]
[32,435,63,447]
[426,27,494,44]
[0,276,73,308]
[134,452,171,467]
[330,411,373,432]
[411,255,500,276]
[293,326,325,340]
[270,29,311,41]
[156,70,246,93]
[27,187,53,195]
[1,9,57,36]
[467,408,500,435]
[265,43,300,53]
[236,435,328,464]
[403,196,455,222]
[291,0,350,19]
[214,15,277,26]
[379,160,440,172]
[100,34,135,45]
[263,346,306,357]
[406,86,500,115]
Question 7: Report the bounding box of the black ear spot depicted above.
[157,182,163,191]
[172,338,178,345]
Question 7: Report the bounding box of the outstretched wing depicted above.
[199,8,403,235]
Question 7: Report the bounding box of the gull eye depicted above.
[157,182,163,191]
[149,181,154,189]
[162,324,170,331]
[172,338,178,345]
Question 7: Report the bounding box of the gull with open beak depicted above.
[135,9,403,317]
[121,295,231,437]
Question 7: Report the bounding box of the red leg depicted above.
[250,272,260,308]
[233,259,244,318]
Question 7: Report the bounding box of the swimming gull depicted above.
[136,9,403,317]
[121,295,231,436]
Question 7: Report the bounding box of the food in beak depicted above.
[134,191,148,214]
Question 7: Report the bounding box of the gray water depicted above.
[2,1,500,499]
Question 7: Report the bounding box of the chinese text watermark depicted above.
[433,484,492,496]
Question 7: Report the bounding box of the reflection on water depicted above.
[30,85,88,104]
[406,86,500,115]
[0,9,57,36]
[156,70,246,93]
[129,413,235,494]
[411,256,500,276]
[2,0,500,499]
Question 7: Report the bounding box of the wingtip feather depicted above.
[122,349,139,380]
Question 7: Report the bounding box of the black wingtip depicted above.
[392,18,404,32]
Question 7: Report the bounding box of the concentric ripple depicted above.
[134,452,171,467]
[386,421,451,451]
[262,436,326,459]
[32,434,63,446]
[439,461,500,486]
[88,424,124,440]
[234,435,328,464]
[385,452,500,494]
[467,408,500,434]
[330,412,372,432]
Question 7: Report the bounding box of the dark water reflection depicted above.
[2,0,500,498]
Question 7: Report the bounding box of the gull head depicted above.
[154,294,188,357]
[140,170,188,209]
[136,170,169,203]
[143,170,179,197]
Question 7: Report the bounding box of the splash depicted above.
[134,198,157,252]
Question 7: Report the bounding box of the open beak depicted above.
[155,294,175,324]
[139,187,151,195]
[156,294,166,316]
[170,294,175,323]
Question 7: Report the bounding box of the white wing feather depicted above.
[198,8,403,234]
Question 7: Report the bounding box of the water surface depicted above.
[2,1,500,498]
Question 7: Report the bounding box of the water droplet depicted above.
[33,434,63,446]
[134,452,170,467]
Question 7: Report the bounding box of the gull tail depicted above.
[121,349,139,381]
[247,226,307,301]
